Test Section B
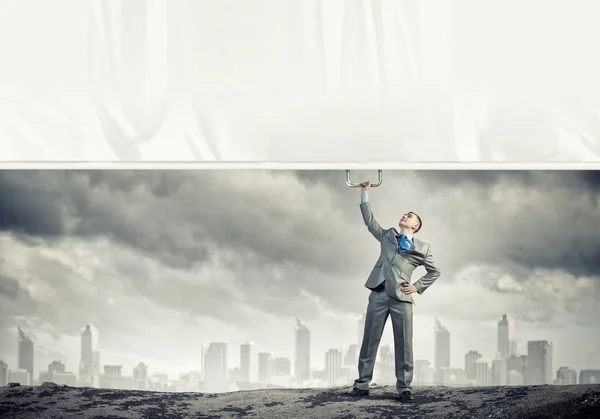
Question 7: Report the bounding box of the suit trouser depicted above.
[353,289,414,393]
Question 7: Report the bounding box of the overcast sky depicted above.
[0,169,599,379]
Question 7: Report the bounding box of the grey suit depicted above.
[354,201,441,393]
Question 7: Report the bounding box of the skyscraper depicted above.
[527,341,553,385]
[240,341,259,384]
[325,349,342,386]
[204,342,228,393]
[497,314,515,359]
[294,317,311,383]
[465,350,482,380]
[434,318,451,372]
[79,324,100,387]
[17,327,34,385]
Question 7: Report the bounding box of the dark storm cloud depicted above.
[0,172,66,236]
[576,170,600,190]
[1,169,599,285]
[0,274,26,300]
[0,170,361,277]
[295,169,600,278]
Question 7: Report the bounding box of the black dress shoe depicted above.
[348,388,370,397]
[398,390,414,403]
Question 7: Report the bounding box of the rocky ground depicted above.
[1,382,599,419]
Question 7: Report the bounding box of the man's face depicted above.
[399,212,420,232]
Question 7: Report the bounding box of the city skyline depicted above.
[0,170,599,380]
[2,313,599,390]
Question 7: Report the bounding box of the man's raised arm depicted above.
[359,181,385,242]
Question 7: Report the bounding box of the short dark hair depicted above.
[410,211,422,233]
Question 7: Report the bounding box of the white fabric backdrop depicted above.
[0,0,598,161]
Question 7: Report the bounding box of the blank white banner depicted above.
[0,0,599,162]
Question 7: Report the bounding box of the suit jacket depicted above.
[360,201,441,304]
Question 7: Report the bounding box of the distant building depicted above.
[474,359,491,386]
[258,352,274,384]
[325,349,342,386]
[556,367,577,385]
[294,318,311,383]
[228,367,241,384]
[338,365,356,387]
[42,371,77,387]
[9,369,30,386]
[507,354,528,382]
[147,373,169,391]
[133,362,149,389]
[188,371,200,392]
[39,361,77,386]
[375,344,395,385]
[344,344,359,367]
[465,350,482,380]
[204,342,228,393]
[101,365,137,390]
[579,370,600,384]
[509,340,518,357]
[240,342,259,384]
[0,361,8,386]
[272,357,291,376]
[527,341,553,385]
[79,324,101,388]
[49,361,66,374]
[497,314,516,359]
[414,360,435,385]
[17,328,34,385]
[491,358,508,385]
[39,370,52,384]
[133,362,148,382]
[434,319,451,373]
[104,365,122,377]
[176,373,191,392]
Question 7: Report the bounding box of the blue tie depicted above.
[398,234,413,253]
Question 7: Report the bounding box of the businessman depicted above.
[350,180,441,403]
